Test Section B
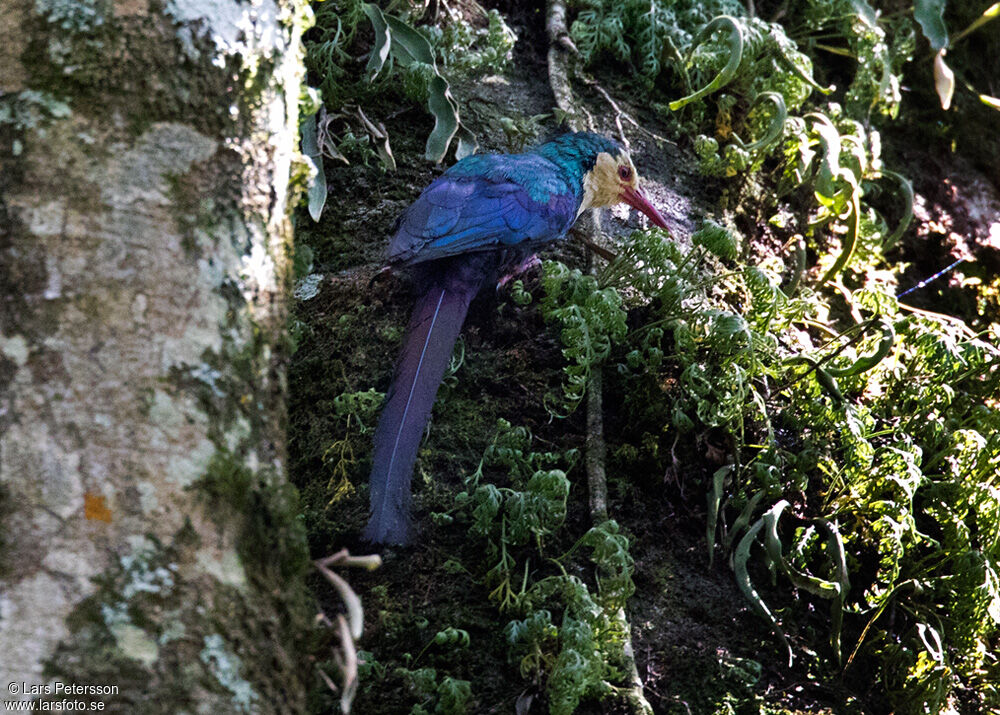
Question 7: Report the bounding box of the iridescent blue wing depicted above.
[387,154,580,266]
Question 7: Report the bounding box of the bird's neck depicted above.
[576,152,620,217]
[534,143,590,186]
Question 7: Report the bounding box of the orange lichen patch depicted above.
[84,493,113,523]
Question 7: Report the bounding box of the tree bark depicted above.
[0,1,312,711]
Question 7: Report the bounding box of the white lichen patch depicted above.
[34,0,106,31]
[0,334,29,366]
[136,480,159,513]
[0,571,73,689]
[165,0,281,66]
[187,363,225,398]
[2,422,84,520]
[200,634,258,713]
[42,544,103,581]
[92,544,176,665]
[118,551,176,600]
[43,254,62,299]
[196,547,247,589]
[148,389,186,431]
[11,199,66,238]
[0,91,71,132]
[224,415,253,454]
[239,235,279,303]
[167,438,216,487]
[145,390,216,487]
[111,623,160,667]
[131,293,148,321]
[100,602,129,628]
[158,618,186,645]
[105,123,217,209]
[293,273,323,301]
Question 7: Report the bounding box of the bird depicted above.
[364,131,668,545]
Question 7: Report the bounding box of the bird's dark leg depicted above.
[569,228,618,262]
[367,265,395,291]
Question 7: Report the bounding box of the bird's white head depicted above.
[579,150,669,229]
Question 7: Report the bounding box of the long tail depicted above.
[364,259,488,544]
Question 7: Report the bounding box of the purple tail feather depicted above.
[364,258,490,545]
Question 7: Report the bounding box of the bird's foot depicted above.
[496,254,542,291]
[367,265,395,290]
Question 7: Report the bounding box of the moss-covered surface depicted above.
[287,1,1000,713]
[288,32,835,715]
[20,4,243,139]
[1,0,318,708]
[44,515,316,713]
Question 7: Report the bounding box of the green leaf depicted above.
[825,319,895,378]
[706,465,731,567]
[980,94,1000,110]
[724,491,764,552]
[914,0,949,51]
[734,516,794,666]
[849,0,878,26]
[373,12,475,162]
[877,170,914,251]
[669,16,744,111]
[454,124,478,160]
[362,3,391,80]
[384,13,437,67]
[805,113,841,200]
[816,519,849,664]
[731,92,787,153]
[817,172,860,286]
[300,112,327,222]
[425,75,460,163]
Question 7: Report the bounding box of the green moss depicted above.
[20,3,243,139]
[48,539,193,710]
[47,484,315,711]
[163,163,240,260]
[196,451,311,585]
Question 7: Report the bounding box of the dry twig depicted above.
[314,549,382,714]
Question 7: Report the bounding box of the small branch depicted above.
[316,562,364,640]
[546,0,581,127]
[585,218,610,525]
[570,227,618,262]
[316,548,383,571]
[546,3,652,713]
[580,75,677,150]
[333,614,359,715]
[314,549,382,714]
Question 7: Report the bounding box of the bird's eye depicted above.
[618,165,633,181]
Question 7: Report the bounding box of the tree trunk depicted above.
[0,1,312,711]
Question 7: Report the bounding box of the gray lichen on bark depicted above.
[0,0,312,711]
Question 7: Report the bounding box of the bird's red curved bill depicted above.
[621,186,669,229]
